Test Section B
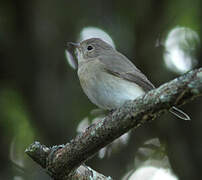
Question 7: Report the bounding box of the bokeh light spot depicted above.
[164,26,199,74]
[65,50,78,70]
[79,26,115,48]
[128,166,178,180]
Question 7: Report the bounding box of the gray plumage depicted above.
[66,38,190,120]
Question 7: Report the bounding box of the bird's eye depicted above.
[87,45,93,51]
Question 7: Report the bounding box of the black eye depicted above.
[87,45,93,51]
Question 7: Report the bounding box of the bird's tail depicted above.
[169,106,191,120]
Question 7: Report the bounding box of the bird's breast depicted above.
[78,60,145,110]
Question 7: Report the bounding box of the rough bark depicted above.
[26,68,202,180]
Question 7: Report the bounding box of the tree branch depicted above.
[25,68,202,180]
[25,142,112,180]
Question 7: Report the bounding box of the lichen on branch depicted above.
[26,68,202,180]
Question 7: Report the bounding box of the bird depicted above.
[66,38,190,120]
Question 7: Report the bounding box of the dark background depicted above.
[0,0,201,179]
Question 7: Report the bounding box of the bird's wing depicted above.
[98,51,155,92]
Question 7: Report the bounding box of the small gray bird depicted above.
[66,38,190,120]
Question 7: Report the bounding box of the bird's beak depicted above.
[65,42,80,50]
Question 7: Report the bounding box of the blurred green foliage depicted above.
[0,89,35,141]
[0,88,37,179]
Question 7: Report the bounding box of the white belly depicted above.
[78,61,145,110]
